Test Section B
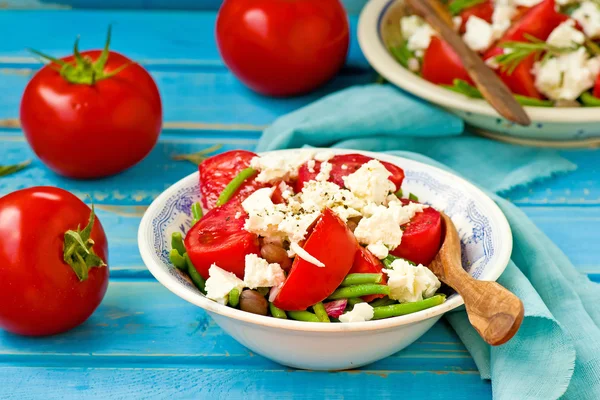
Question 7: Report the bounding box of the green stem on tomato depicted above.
[327,284,390,300]
[312,302,331,322]
[341,273,383,287]
[269,303,288,319]
[287,310,320,323]
[216,167,257,207]
[372,295,446,320]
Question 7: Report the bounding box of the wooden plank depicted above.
[0,281,477,373]
[0,11,367,68]
[0,366,491,400]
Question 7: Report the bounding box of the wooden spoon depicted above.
[429,213,524,346]
[405,0,531,127]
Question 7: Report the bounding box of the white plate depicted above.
[138,149,512,370]
[358,0,600,146]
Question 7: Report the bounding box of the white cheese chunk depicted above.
[534,47,600,101]
[241,187,275,214]
[546,19,585,48]
[314,151,335,162]
[514,0,542,6]
[339,303,375,323]
[367,242,390,260]
[290,242,325,267]
[315,161,332,181]
[384,259,441,303]
[463,16,494,52]
[343,160,396,205]
[492,3,517,39]
[408,24,436,52]
[354,206,403,253]
[401,15,426,39]
[298,180,363,222]
[205,264,246,305]
[573,1,600,39]
[243,254,286,289]
[251,150,315,183]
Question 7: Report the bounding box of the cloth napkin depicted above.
[256,84,600,400]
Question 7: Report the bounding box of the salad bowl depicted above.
[358,0,600,147]
[138,149,512,371]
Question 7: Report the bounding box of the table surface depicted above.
[0,4,599,400]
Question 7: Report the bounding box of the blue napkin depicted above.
[256,84,600,400]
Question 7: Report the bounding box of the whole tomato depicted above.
[216,0,350,97]
[0,187,109,336]
[20,29,162,179]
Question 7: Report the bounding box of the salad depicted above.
[169,150,447,323]
[388,0,600,107]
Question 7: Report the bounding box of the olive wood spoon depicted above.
[405,0,531,126]
[429,213,524,346]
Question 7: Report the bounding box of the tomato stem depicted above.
[63,204,107,281]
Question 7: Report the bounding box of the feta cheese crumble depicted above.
[400,15,435,52]
[243,254,285,289]
[546,19,585,48]
[315,161,332,181]
[534,47,600,101]
[339,303,375,323]
[205,264,246,305]
[290,242,325,267]
[491,3,517,39]
[463,16,494,52]
[573,1,600,39]
[251,150,315,183]
[383,259,441,303]
[343,160,396,206]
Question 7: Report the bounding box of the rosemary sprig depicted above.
[495,34,577,74]
[448,0,487,16]
[0,160,31,177]
[172,144,223,165]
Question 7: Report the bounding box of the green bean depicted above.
[347,297,365,307]
[171,232,186,256]
[228,288,240,308]
[269,303,287,319]
[372,295,446,320]
[170,249,186,270]
[341,273,383,287]
[216,167,257,207]
[287,310,320,323]
[408,193,419,202]
[327,284,390,300]
[383,254,416,268]
[184,253,206,293]
[580,91,600,107]
[312,302,330,322]
[395,188,403,198]
[369,297,397,307]
[191,202,203,224]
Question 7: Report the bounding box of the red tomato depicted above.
[0,187,109,336]
[216,0,349,96]
[350,246,387,302]
[296,154,405,192]
[391,200,443,266]
[485,48,542,98]
[20,35,162,179]
[495,0,567,44]
[185,200,260,279]
[271,181,292,204]
[199,150,265,211]
[274,209,358,311]
[594,74,600,98]
[422,37,474,86]
[459,0,494,33]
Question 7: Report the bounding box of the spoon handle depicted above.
[405,0,531,126]
[430,213,524,346]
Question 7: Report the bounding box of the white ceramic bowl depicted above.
[138,149,512,371]
[358,0,600,147]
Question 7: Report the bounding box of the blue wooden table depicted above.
[0,2,598,399]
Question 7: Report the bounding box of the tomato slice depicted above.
[422,36,474,86]
[273,208,358,311]
[495,0,568,44]
[458,0,493,33]
[594,74,600,98]
[484,48,542,98]
[350,246,387,302]
[391,200,443,266]
[296,154,405,192]
[184,200,260,279]
[199,150,264,211]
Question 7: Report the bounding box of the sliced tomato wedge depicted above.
[484,48,542,98]
[350,246,387,302]
[422,36,474,86]
[391,200,443,266]
[495,0,567,44]
[184,200,260,279]
[273,208,358,311]
[594,74,600,98]
[199,150,264,211]
[296,154,405,192]
[459,0,493,33]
